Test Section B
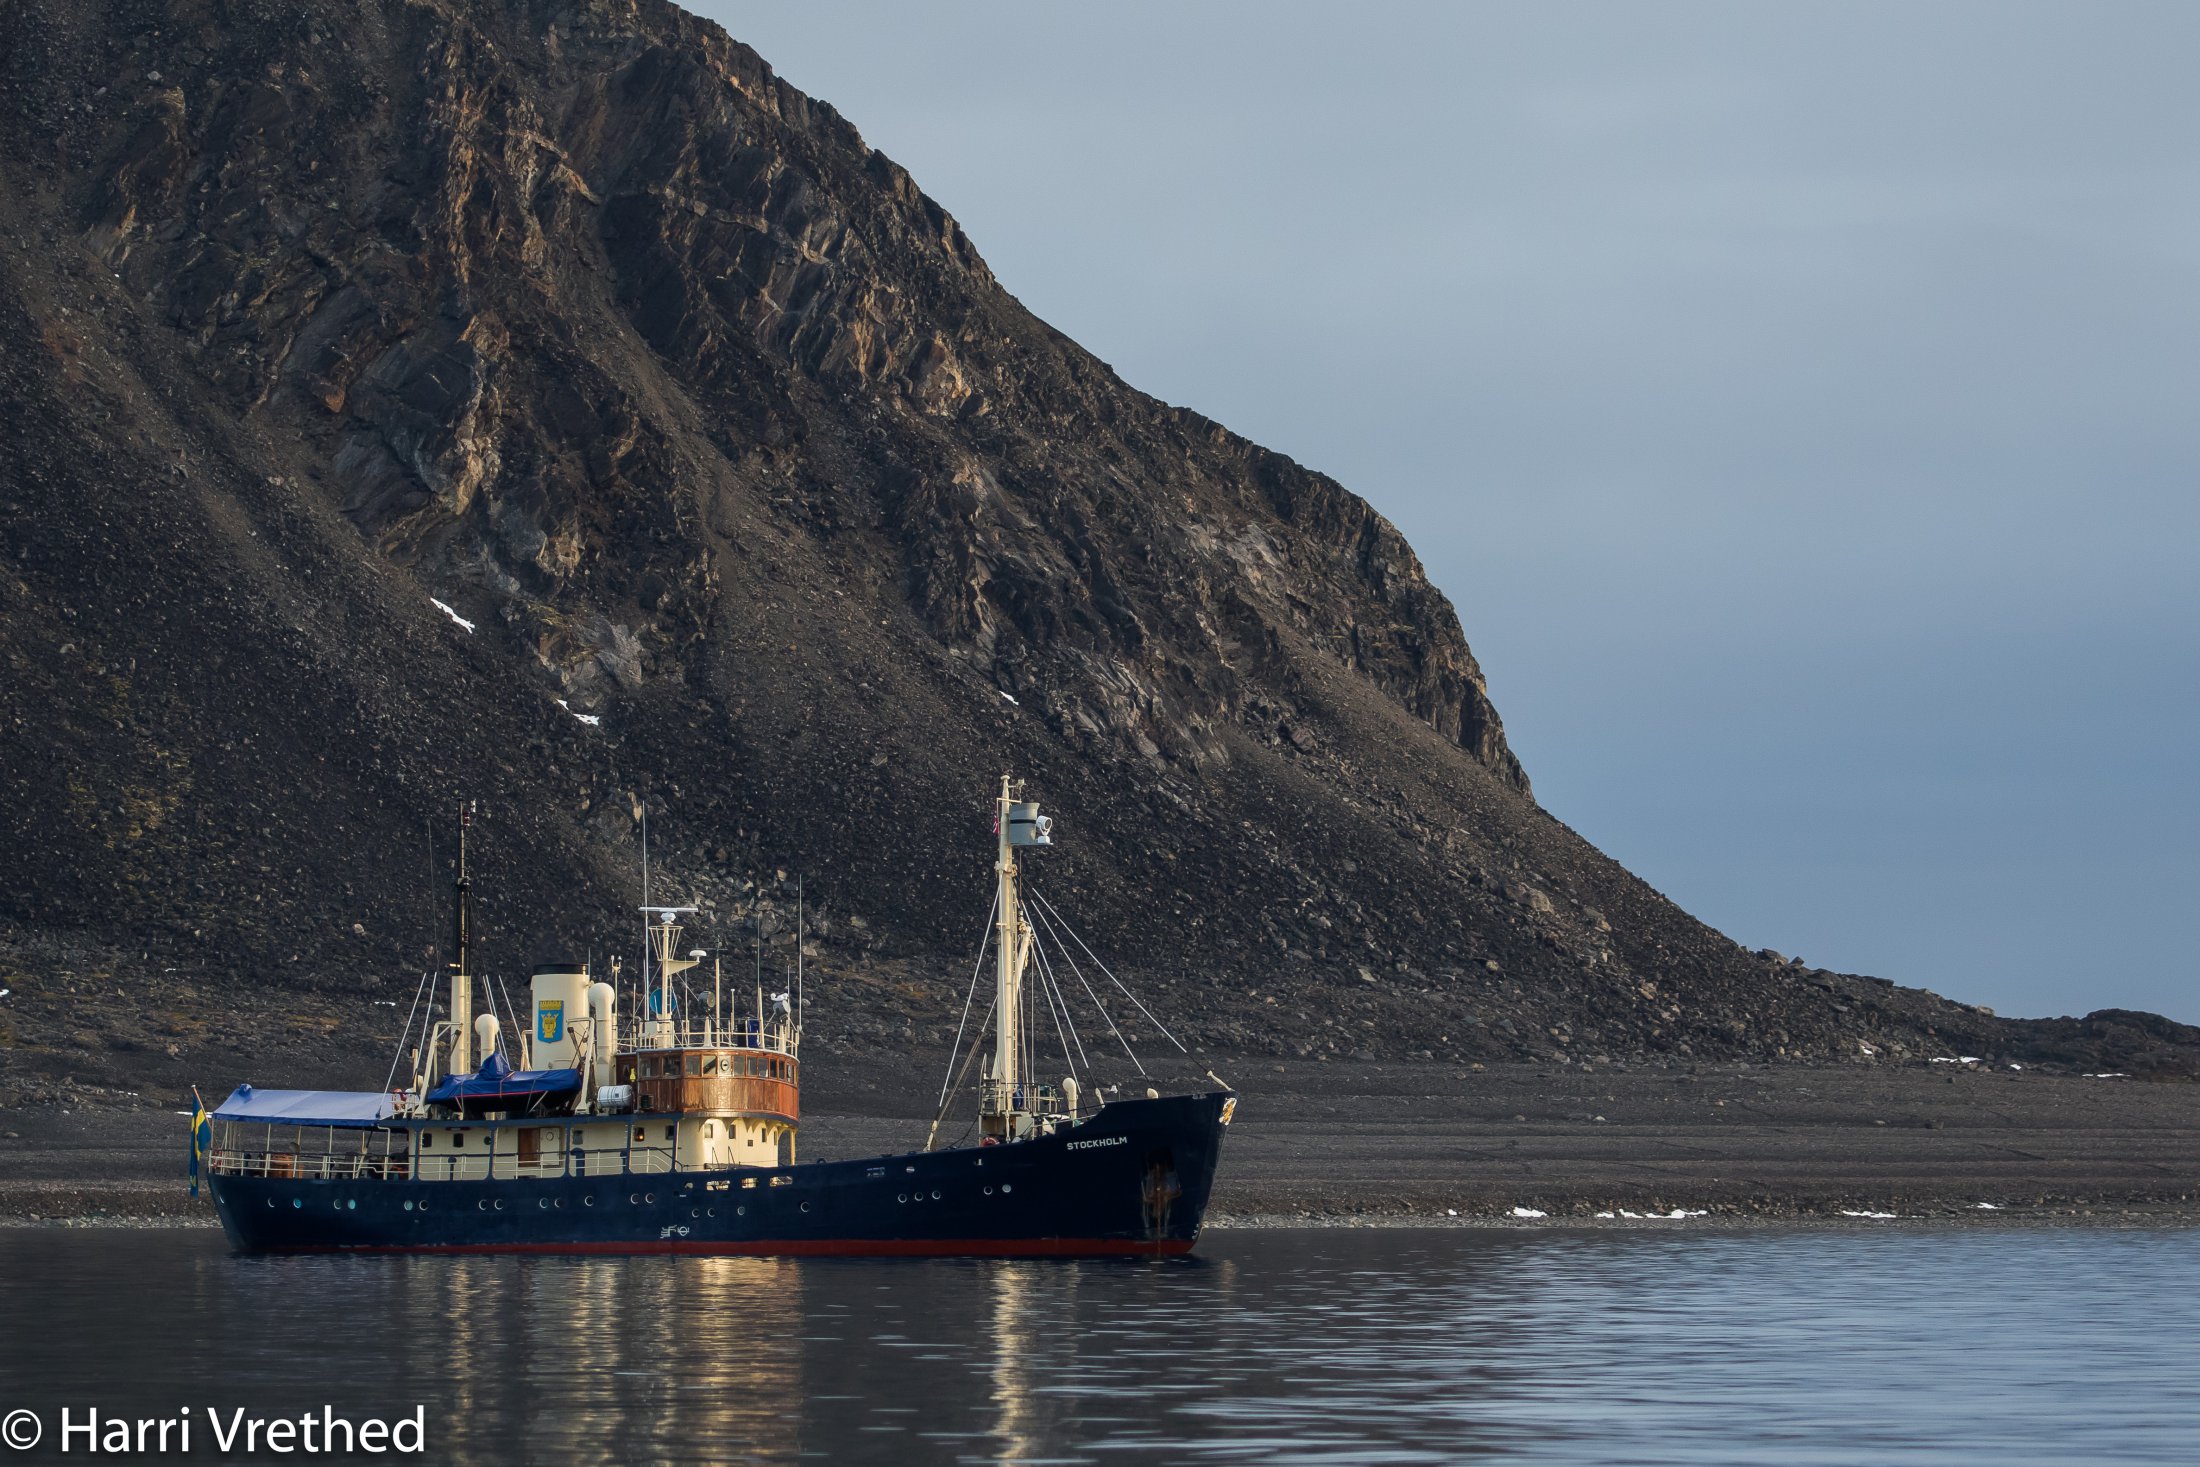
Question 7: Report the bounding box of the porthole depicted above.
[897,1193,907,1203]
[554,1198,564,1209]
[983,1186,993,1196]
[539,1199,550,1210]
[292,1198,302,1209]
[404,1201,415,1212]
[691,1208,701,1219]
[736,1205,746,1217]
[493,1199,504,1210]
[707,1207,717,1218]
[265,1199,275,1208]
[584,1196,595,1207]
[419,1200,430,1211]
[630,1193,641,1205]
[800,1201,811,1213]
[478,1200,489,1211]
[645,1192,656,1204]
[347,1199,357,1211]
[1002,1183,1013,1194]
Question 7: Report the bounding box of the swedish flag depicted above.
[186,1087,211,1199]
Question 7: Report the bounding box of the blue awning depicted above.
[212,1084,396,1129]
[423,1051,582,1105]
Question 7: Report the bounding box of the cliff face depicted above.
[69,0,1524,790]
[2,0,2186,1092]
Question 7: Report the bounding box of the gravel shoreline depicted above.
[5,1058,2194,1233]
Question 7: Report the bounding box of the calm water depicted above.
[0,1226,2192,1464]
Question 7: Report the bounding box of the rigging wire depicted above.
[1026,923,1091,1071]
[1025,893,1146,1076]
[1027,929,1079,1080]
[494,971,524,1065]
[424,819,438,968]
[1030,925,1089,1070]
[1029,889,1188,1053]
[923,989,998,1153]
[382,968,433,1097]
[935,887,999,1110]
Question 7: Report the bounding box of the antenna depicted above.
[424,819,438,970]
[795,875,804,1041]
[444,800,480,1079]
[454,800,475,982]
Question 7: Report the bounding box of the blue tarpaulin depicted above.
[212,1084,396,1129]
[423,1051,582,1105]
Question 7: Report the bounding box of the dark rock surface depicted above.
[1,0,2192,1097]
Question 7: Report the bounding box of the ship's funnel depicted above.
[531,965,588,1069]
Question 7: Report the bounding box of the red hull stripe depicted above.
[260,1237,1197,1258]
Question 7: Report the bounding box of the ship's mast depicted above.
[642,906,698,1047]
[992,775,1024,1119]
[448,800,476,1076]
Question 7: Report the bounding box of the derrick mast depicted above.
[981,776,1051,1140]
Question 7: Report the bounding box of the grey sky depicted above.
[702,2,2200,1023]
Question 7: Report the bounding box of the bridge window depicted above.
[685,1054,701,1077]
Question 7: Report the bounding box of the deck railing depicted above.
[631,1021,797,1055]
[210,1145,682,1183]
[208,1151,409,1182]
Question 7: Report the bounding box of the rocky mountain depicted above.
[2,0,2192,1103]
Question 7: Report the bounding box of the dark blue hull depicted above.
[210,1094,1230,1257]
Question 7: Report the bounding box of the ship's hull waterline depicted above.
[210,1094,1229,1258]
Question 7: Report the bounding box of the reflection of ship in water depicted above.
[200,779,1234,1256]
[988,1262,1048,1462]
[362,1256,807,1464]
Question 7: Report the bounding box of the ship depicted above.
[198,779,1235,1256]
